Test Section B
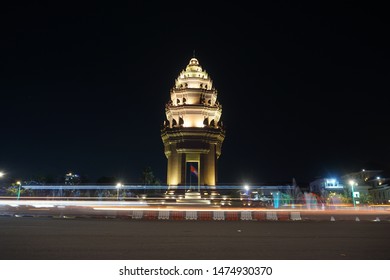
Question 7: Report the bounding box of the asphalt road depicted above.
[1,216,389,260]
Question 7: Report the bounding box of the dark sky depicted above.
[1,1,389,186]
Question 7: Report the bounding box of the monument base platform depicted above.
[175,191,211,204]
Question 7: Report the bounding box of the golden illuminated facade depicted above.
[161,57,225,191]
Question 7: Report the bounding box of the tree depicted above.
[31,174,57,184]
[140,167,160,185]
[6,182,32,197]
[358,193,373,205]
[140,167,161,196]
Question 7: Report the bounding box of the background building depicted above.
[309,178,344,197]
[341,169,382,196]
[369,182,390,204]
[309,169,390,205]
[65,172,81,185]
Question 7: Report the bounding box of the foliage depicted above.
[358,193,373,205]
[140,167,162,196]
[6,183,32,197]
[326,191,373,205]
[141,167,161,185]
[230,190,241,198]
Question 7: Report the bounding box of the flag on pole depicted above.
[190,165,198,176]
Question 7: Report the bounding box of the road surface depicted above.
[1,216,389,260]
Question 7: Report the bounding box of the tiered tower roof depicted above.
[164,57,222,129]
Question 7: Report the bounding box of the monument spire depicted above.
[161,57,225,194]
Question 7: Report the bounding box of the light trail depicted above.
[1,198,389,211]
[1,198,389,222]
[0,199,147,208]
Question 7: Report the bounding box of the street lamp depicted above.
[349,180,357,208]
[244,185,250,193]
[116,182,123,200]
[16,181,22,200]
[0,172,4,194]
[241,185,250,206]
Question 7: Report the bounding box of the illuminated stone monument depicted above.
[161,57,225,195]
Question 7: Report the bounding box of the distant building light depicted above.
[326,178,336,185]
[325,186,343,189]
[65,172,81,185]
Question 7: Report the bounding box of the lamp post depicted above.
[0,172,4,196]
[349,180,356,208]
[242,185,250,206]
[116,183,123,200]
[16,181,22,200]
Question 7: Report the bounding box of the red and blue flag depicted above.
[190,165,198,176]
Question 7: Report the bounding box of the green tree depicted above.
[358,193,373,205]
[6,182,32,197]
[341,189,353,204]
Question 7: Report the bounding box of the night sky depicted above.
[1,1,389,186]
